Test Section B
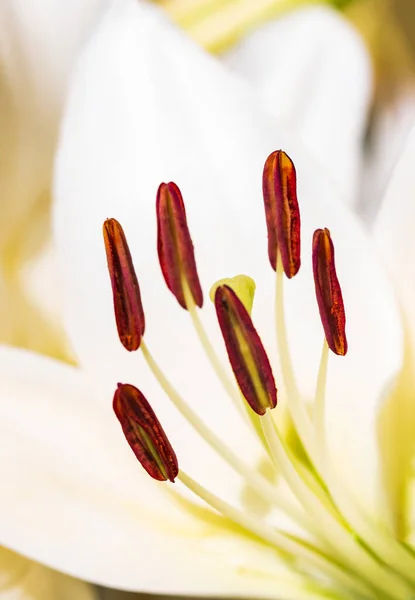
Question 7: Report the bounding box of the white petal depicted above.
[373,120,415,529]
[360,87,415,224]
[0,547,96,600]
[0,271,67,359]
[21,241,64,333]
[223,6,372,206]
[0,0,106,263]
[373,120,415,347]
[54,0,402,515]
[0,347,331,598]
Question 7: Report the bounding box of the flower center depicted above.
[102,151,415,600]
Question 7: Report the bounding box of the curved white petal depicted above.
[21,242,63,329]
[0,347,333,598]
[0,0,106,263]
[223,6,372,206]
[54,0,402,516]
[0,548,96,600]
[373,120,415,346]
[362,87,415,224]
[373,120,415,529]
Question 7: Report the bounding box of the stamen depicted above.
[214,284,277,415]
[311,339,415,586]
[184,282,247,421]
[177,471,375,599]
[105,151,415,596]
[262,150,301,278]
[113,383,178,482]
[188,277,271,452]
[275,258,315,460]
[274,253,415,596]
[140,339,311,529]
[103,219,145,351]
[314,340,329,460]
[157,182,203,309]
[260,412,413,599]
[312,229,347,356]
[113,377,411,597]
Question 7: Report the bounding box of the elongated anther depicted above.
[262,150,301,277]
[312,228,347,356]
[215,285,277,415]
[103,219,145,351]
[157,182,203,309]
[113,383,179,482]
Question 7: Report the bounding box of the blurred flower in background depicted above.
[0,0,415,599]
[0,1,109,358]
[0,548,97,600]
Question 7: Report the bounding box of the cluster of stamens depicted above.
[103,151,415,600]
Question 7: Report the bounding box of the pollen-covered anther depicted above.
[157,182,203,309]
[214,285,277,415]
[262,150,301,277]
[312,228,348,356]
[113,383,179,482]
[103,219,145,351]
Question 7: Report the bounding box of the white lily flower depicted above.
[1,1,413,599]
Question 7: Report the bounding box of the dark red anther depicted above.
[157,182,203,309]
[103,219,145,351]
[214,285,277,415]
[113,383,179,482]
[312,228,347,356]
[262,150,301,277]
